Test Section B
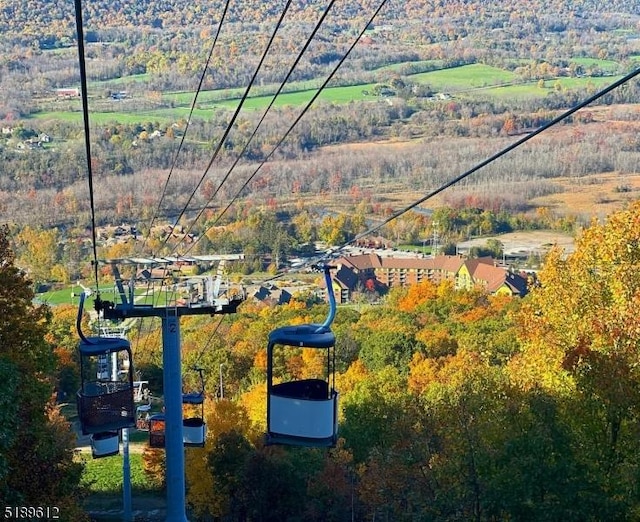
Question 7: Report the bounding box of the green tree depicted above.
[46,304,84,398]
[354,309,418,373]
[341,366,434,520]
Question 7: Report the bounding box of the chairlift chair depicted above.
[266,265,339,447]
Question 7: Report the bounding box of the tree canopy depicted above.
[0,225,86,518]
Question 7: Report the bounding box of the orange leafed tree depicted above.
[395,278,439,313]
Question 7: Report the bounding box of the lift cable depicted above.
[182,0,389,257]
[140,0,232,255]
[192,315,224,376]
[73,0,102,305]
[159,0,294,253]
[253,64,640,284]
[174,0,339,251]
[335,66,640,253]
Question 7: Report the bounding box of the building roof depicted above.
[430,255,467,273]
[338,253,383,271]
[339,253,468,273]
[502,271,529,296]
[333,265,359,290]
[335,252,527,296]
[469,262,508,292]
[468,261,528,296]
[249,285,292,305]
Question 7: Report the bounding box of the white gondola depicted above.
[91,431,120,458]
[133,380,150,402]
[182,368,207,447]
[147,380,207,448]
[266,265,338,447]
[182,391,206,447]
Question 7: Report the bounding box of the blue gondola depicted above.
[266,265,338,447]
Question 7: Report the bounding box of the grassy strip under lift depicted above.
[79,452,161,494]
[79,451,165,520]
[60,396,164,519]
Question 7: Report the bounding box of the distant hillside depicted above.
[2,0,639,49]
[2,0,640,230]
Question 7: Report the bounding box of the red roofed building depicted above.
[332,253,527,303]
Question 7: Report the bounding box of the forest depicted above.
[4,201,640,520]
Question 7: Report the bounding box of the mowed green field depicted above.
[36,283,185,308]
[570,57,620,72]
[480,75,623,100]
[30,61,626,124]
[408,63,517,90]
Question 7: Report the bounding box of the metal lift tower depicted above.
[97,255,245,522]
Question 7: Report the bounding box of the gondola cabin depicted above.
[134,380,150,402]
[91,431,120,458]
[148,414,166,448]
[182,392,206,447]
[76,336,136,435]
[266,265,339,448]
[147,393,207,449]
[136,403,152,431]
[266,325,338,447]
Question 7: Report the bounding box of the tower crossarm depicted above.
[97,255,245,320]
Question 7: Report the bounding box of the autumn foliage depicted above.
[163,203,640,520]
[0,225,86,519]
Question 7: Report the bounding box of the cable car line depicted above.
[159,0,294,254]
[73,0,101,299]
[191,315,224,379]
[181,0,390,257]
[140,0,232,255]
[174,0,339,252]
[242,64,640,282]
[329,65,640,254]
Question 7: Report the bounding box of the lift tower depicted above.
[97,255,245,522]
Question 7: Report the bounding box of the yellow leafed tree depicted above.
[510,201,640,450]
[186,398,256,519]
